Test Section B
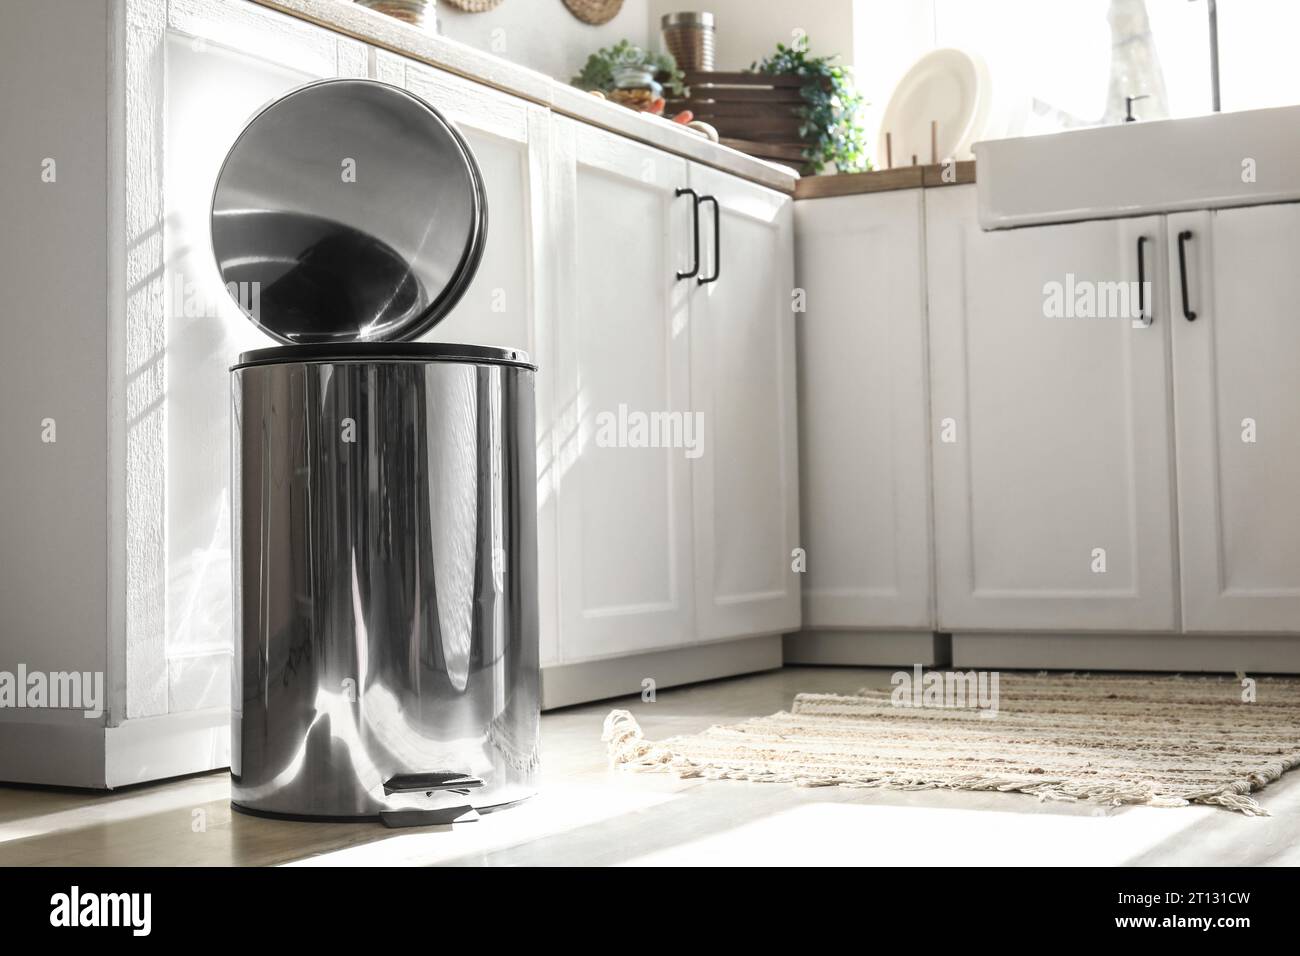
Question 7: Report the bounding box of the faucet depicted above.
[1124,94,1149,122]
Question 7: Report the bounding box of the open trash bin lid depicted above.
[210,78,487,345]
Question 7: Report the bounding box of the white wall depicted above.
[437,0,650,83]
[441,0,859,79]
[1211,0,1300,111]
[853,0,933,166]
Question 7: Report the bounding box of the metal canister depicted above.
[661,11,716,72]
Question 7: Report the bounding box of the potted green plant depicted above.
[572,39,688,113]
[750,40,869,174]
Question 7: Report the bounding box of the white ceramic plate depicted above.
[878,48,991,165]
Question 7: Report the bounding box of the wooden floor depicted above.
[2,666,1298,866]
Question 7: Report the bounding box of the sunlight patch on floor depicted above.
[0,775,229,846]
[282,783,679,866]
[616,800,1216,867]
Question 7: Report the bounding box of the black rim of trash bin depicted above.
[230,341,536,371]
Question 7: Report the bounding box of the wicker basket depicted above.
[562,0,624,27]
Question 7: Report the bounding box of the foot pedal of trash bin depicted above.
[383,772,485,796]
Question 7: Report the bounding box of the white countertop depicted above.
[250,0,800,194]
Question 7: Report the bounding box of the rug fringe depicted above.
[602,710,696,774]
[600,709,1275,815]
[1196,791,1267,816]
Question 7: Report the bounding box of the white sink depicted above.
[974,104,1300,229]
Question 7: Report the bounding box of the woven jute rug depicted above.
[602,674,1300,815]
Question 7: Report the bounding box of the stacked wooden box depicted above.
[666,70,826,171]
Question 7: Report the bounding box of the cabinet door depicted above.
[552,118,696,661]
[1169,206,1300,632]
[688,164,801,640]
[794,190,933,629]
[926,186,1178,631]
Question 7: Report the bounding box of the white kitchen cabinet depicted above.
[549,119,801,664]
[1168,205,1300,633]
[688,163,801,641]
[551,117,698,661]
[793,190,934,630]
[926,185,1179,632]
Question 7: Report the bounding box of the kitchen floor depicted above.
[2,666,1297,866]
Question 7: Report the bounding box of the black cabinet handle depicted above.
[675,187,700,281]
[1136,235,1151,325]
[1177,229,1198,321]
[698,195,720,285]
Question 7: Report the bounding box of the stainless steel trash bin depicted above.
[213,79,539,822]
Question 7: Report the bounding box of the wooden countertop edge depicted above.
[794,160,976,200]
[246,0,800,194]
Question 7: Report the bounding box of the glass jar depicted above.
[609,65,664,113]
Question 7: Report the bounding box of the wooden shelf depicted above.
[794,160,976,200]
